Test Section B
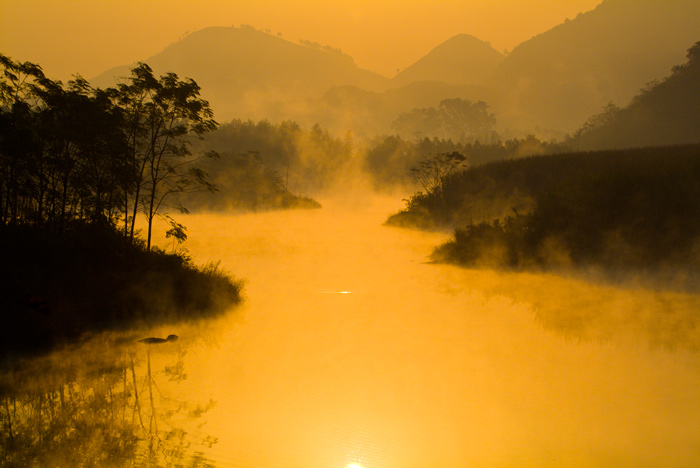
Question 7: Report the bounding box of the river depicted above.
[4,195,700,467]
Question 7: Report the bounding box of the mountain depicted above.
[392,34,504,87]
[91,26,390,122]
[572,41,700,149]
[490,0,700,132]
[299,81,492,137]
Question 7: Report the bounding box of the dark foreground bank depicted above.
[0,222,243,360]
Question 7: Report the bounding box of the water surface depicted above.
[174,197,700,468]
[4,196,700,467]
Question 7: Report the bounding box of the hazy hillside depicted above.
[306,35,502,135]
[91,26,390,122]
[306,81,492,136]
[490,0,700,133]
[572,41,700,149]
[392,34,504,87]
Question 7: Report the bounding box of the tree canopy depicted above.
[0,55,217,249]
[391,98,497,143]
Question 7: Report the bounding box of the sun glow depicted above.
[348,464,363,468]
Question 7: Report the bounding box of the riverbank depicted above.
[388,145,700,287]
[0,222,243,360]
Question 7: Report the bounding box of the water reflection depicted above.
[0,331,218,467]
[4,198,700,467]
[439,267,700,351]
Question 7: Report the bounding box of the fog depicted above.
[104,195,699,468]
[3,194,700,466]
[4,2,700,465]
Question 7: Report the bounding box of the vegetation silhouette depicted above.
[0,55,243,360]
[197,118,352,198]
[402,145,700,289]
[367,133,564,192]
[0,55,217,248]
[0,222,243,359]
[571,41,700,149]
[391,98,497,144]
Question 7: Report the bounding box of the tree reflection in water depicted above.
[0,332,217,467]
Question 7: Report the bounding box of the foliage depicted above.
[571,101,621,140]
[570,41,700,149]
[428,145,700,282]
[198,118,353,196]
[385,139,567,229]
[113,62,219,249]
[391,98,497,143]
[0,55,217,250]
[181,149,321,212]
[366,133,565,191]
[410,151,466,194]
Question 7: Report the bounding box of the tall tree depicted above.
[392,98,496,143]
[115,64,218,250]
[0,54,45,225]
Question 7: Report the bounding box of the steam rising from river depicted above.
[147,195,700,468]
[5,195,700,467]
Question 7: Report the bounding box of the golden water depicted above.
[4,195,700,467]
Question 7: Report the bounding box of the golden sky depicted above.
[0,0,602,82]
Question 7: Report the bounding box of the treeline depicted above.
[196,117,565,198]
[0,55,220,250]
[391,98,497,144]
[0,55,243,357]
[570,41,700,150]
[373,134,565,198]
[406,145,700,281]
[198,119,354,197]
[181,149,321,212]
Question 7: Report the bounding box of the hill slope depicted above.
[572,41,700,149]
[91,26,390,122]
[392,34,504,87]
[490,0,700,132]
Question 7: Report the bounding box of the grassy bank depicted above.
[390,145,700,285]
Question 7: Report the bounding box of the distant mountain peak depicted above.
[392,34,504,87]
[90,25,389,122]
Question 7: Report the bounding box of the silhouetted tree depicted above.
[571,101,621,140]
[1,57,219,249]
[114,63,218,250]
[0,54,45,225]
[392,98,497,143]
[411,151,467,195]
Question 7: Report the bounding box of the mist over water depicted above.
[6,195,700,467]
[150,195,700,468]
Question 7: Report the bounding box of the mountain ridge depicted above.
[91,26,391,122]
[489,0,700,132]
